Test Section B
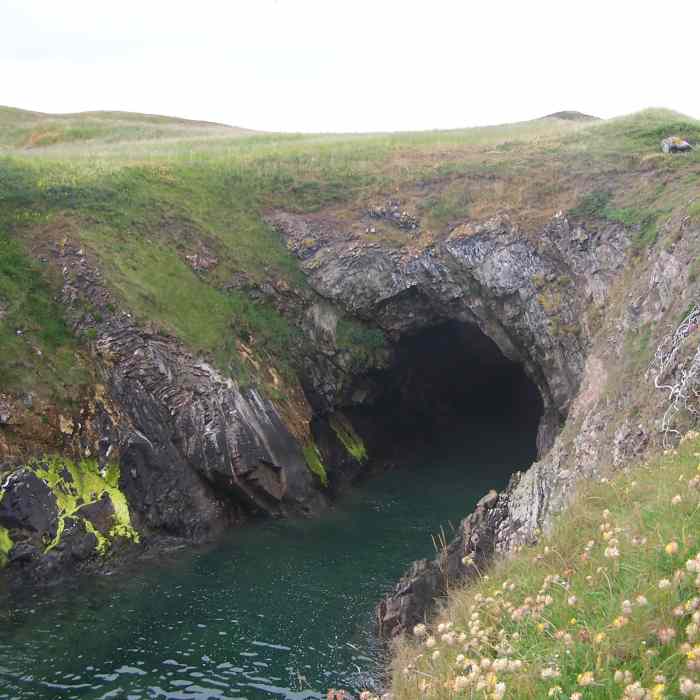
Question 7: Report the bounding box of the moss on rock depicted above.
[302,441,328,487]
[329,413,368,463]
[0,525,12,568]
[32,456,139,555]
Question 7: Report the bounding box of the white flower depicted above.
[413,623,427,638]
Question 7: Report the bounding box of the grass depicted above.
[0,106,698,394]
[385,432,700,700]
[0,221,88,399]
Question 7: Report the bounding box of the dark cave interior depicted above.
[343,320,544,467]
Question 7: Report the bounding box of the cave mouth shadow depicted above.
[348,320,544,465]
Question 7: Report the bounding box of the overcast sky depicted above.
[3,0,699,133]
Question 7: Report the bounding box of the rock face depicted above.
[56,243,323,538]
[2,189,692,597]
[370,211,700,636]
[272,211,630,454]
[0,242,327,581]
[376,488,505,637]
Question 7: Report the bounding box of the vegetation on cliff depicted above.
[387,432,700,700]
[1,106,698,414]
[1,104,699,553]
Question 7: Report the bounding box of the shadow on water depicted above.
[0,410,536,700]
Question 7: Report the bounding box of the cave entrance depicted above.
[347,320,544,465]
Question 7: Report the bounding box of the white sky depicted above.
[3,0,699,133]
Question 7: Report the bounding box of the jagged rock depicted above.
[0,468,58,538]
[55,242,323,539]
[661,136,693,153]
[376,484,511,637]
[75,493,115,534]
[272,212,630,454]
[367,200,419,231]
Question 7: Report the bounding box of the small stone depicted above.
[661,136,693,154]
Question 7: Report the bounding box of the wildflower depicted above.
[594,632,606,643]
[672,494,683,505]
[462,555,474,566]
[577,671,594,686]
[666,541,680,556]
[569,618,577,626]
[568,595,578,606]
[541,667,561,680]
[431,650,440,660]
[658,578,672,590]
[651,683,666,699]
[613,616,629,628]
[425,636,436,648]
[657,626,676,644]
[636,595,648,606]
[413,623,427,638]
[621,599,633,615]
[441,632,456,645]
[548,687,562,697]
[453,676,470,692]
[604,545,620,559]
[679,676,700,695]
[686,556,700,573]
[570,693,582,700]
[494,682,506,699]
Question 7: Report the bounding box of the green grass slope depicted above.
[387,432,700,700]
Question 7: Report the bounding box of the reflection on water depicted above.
[0,419,535,699]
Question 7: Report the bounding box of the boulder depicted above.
[661,136,693,154]
[0,469,58,538]
[75,493,116,534]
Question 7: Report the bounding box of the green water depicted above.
[0,419,535,700]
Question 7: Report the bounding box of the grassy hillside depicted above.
[0,106,698,407]
[386,431,700,700]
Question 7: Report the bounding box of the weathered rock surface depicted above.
[0,469,58,537]
[372,211,700,636]
[56,244,324,537]
[272,211,630,454]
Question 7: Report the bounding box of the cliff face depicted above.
[1,198,695,588]
[271,210,629,454]
[1,110,698,593]
[369,209,699,636]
